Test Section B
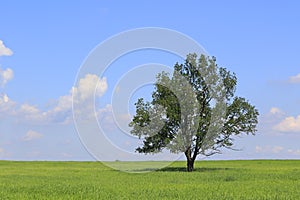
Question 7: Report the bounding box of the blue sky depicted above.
[0,1,300,161]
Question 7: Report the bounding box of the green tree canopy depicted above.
[129,53,259,172]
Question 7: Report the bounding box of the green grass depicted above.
[0,160,299,199]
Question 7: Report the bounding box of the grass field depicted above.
[0,160,299,199]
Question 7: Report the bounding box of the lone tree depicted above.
[129,53,259,172]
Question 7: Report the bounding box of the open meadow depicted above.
[0,160,299,199]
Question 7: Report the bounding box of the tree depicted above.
[129,53,259,172]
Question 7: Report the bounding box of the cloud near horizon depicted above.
[0,147,9,158]
[255,145,300,155]
[0,147,4,154]
[23,130,43,141]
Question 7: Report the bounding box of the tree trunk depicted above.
[185,148,195,172]
[186,158,194,172]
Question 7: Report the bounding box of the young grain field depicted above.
[0,160,299,199]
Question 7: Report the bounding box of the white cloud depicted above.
[46,90,73,124]
[71,74,108,123]
[262,107,286,123]
[255,145,284,154]
[61,153,73,158]
[0,95,50,124]
[255,146,263,153]
[0,73,109,124]
[288,73,300,84]
[257,107,286,135]
[0,147,11,158]
[47,74,108,123]
[287,149,300,156]
[96,104,132,132]
[0,40,13,56]
[23,130,43,141]
[0,68,14,87]
[20,104,40,114]
[3,94,9,103]
[97,104,114,130]
[272,146,284,153]
[54,94,73,112]
[270,107,284,115]
[18,103,47,122]
[14,103,48,124]
[74,74,108,102]
[0,93,16,115]
[273,115,300,133]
